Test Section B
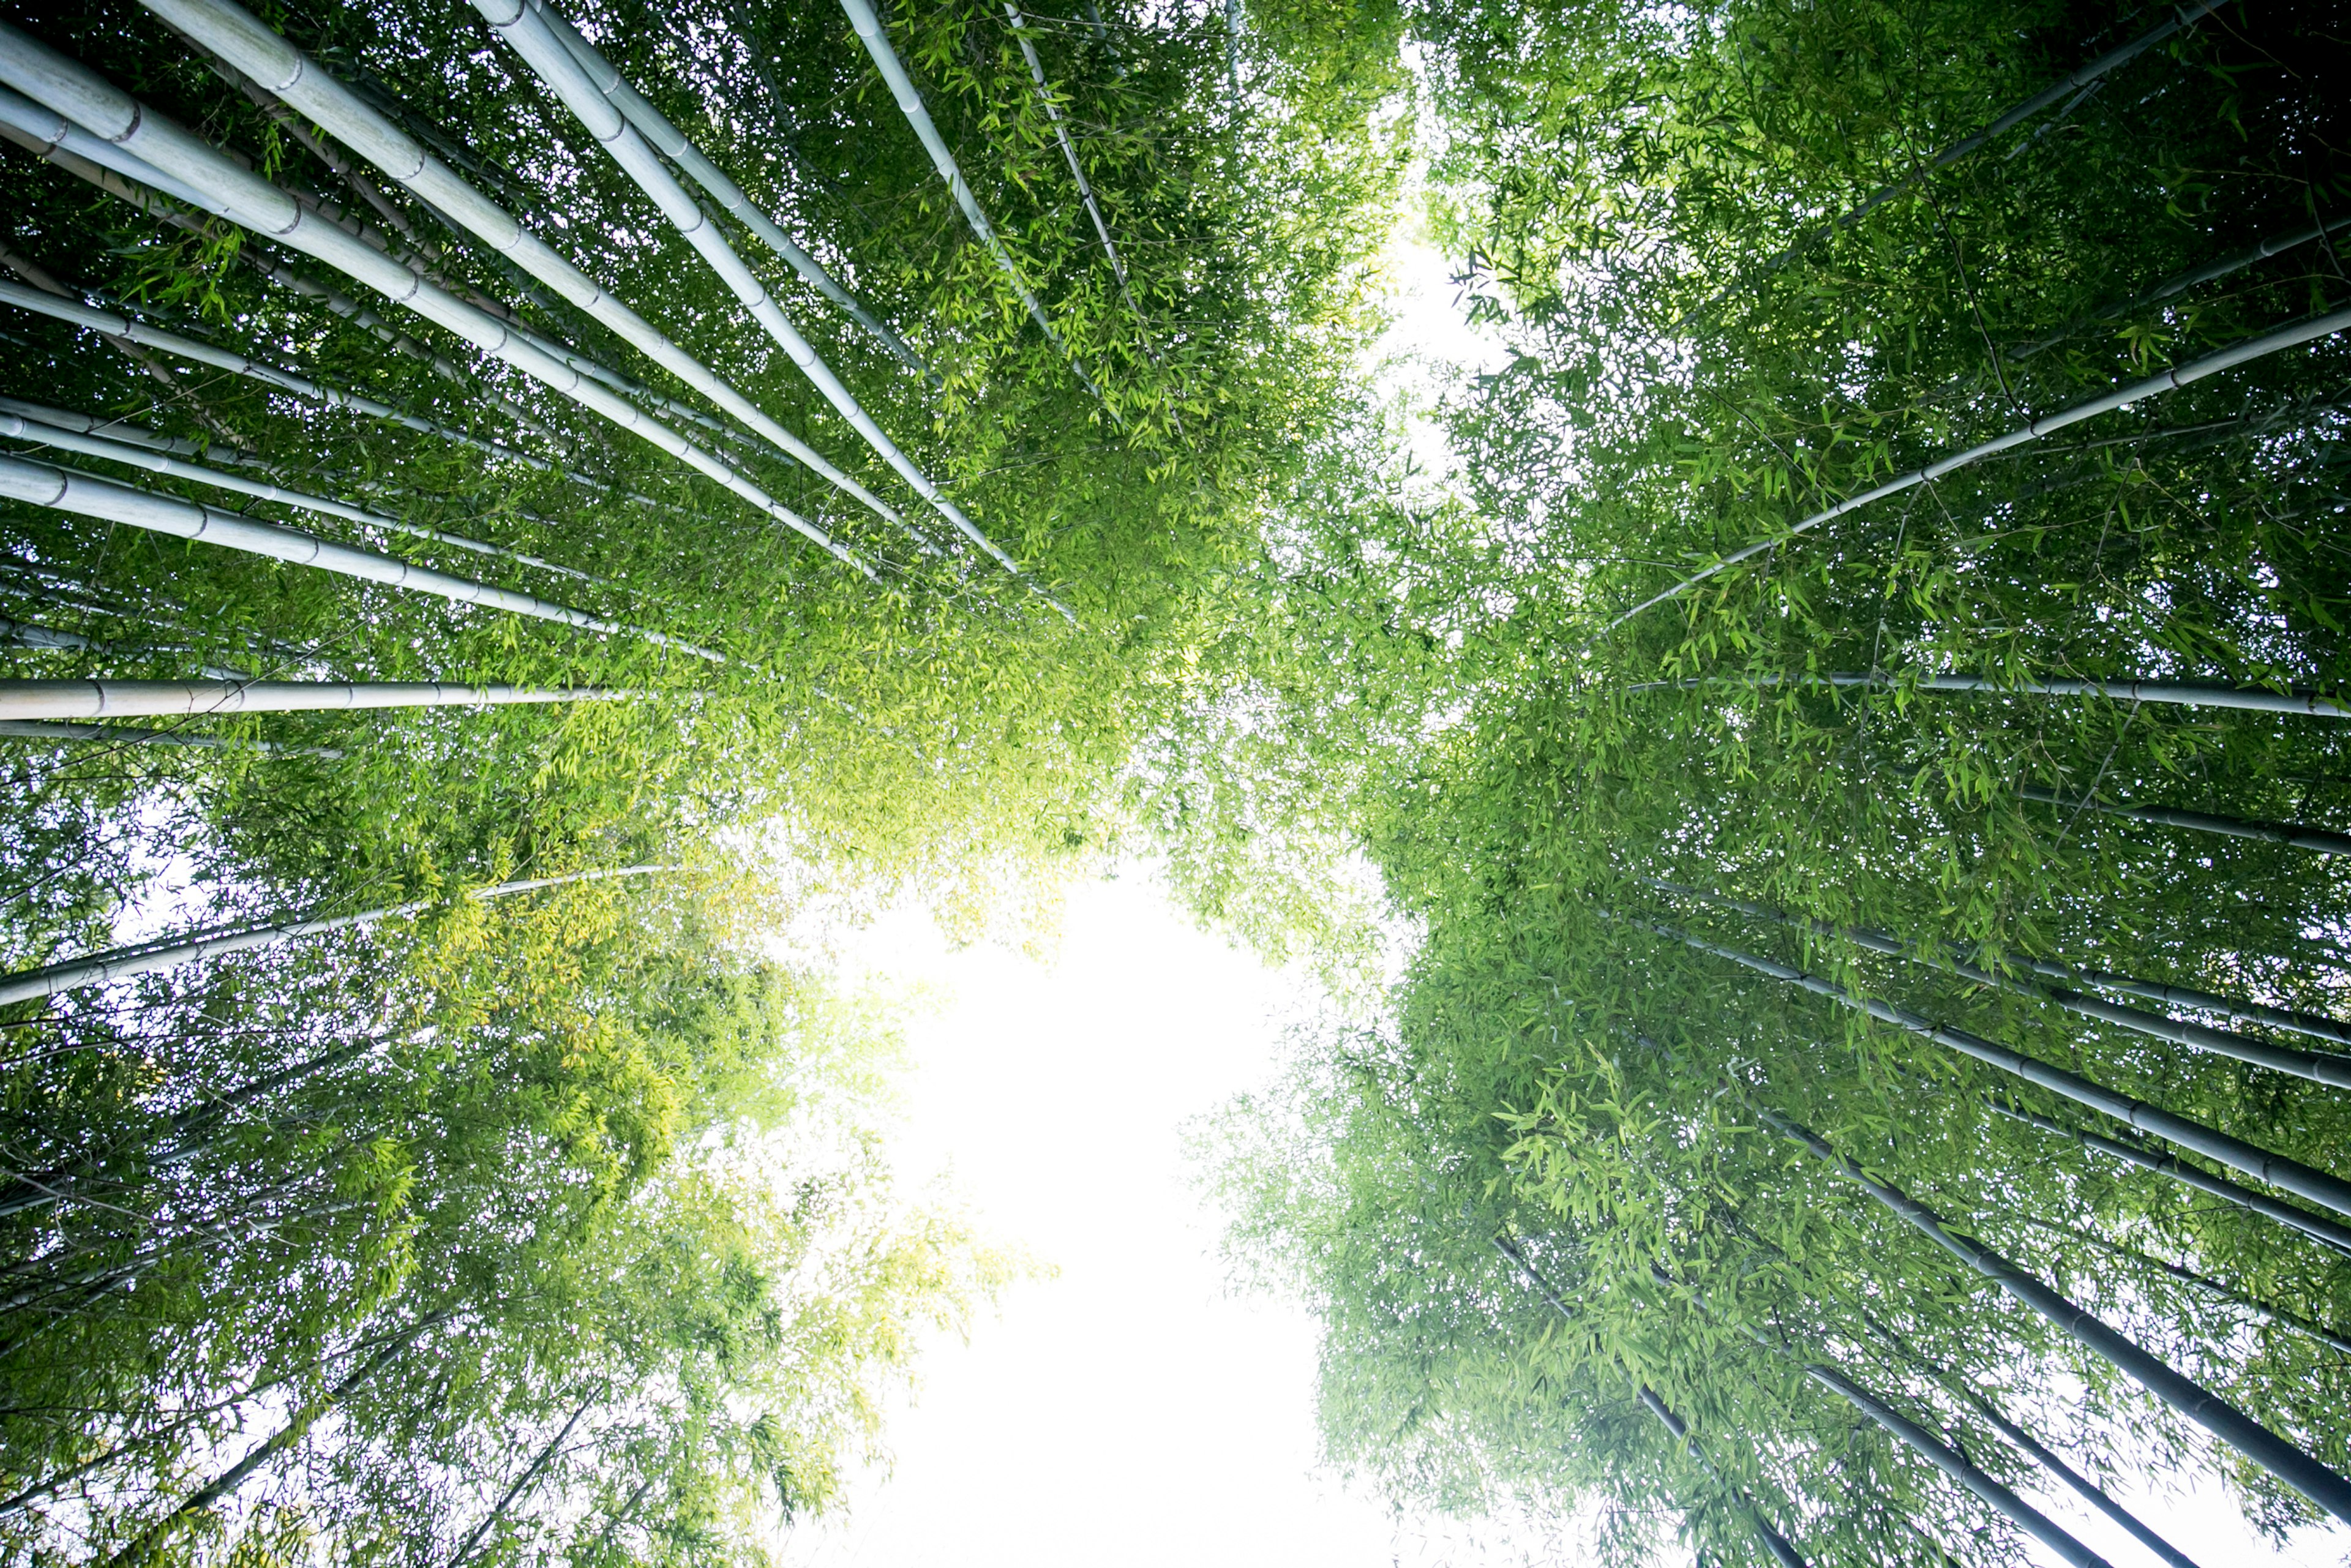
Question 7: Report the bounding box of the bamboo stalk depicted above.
[1990,1100,2351,1258]
[0,408,607,590]
[1604,304,2351,635]
[1643,918,2351,1220]
[528,3,927,377]
[836,0,1116,419]
[1997,1209,2351,1360]
[1644,879,2351,1087]
[2020,782,2351,860]
[1627,670,2351,720]
[138,0,918,540]
[1761,1106,2351,1525]
[0,26,868,574]
[0,718,340,756]
[0,679,616,728]
[1636,1384,1812,1568]
[1791,1356,2113,1568]
[486,0,1038,591]
[0,864,665,1007]
[1492,1234,1813,1568]
[0,451,724,661]
[0,277,610,490]
[2010,212,2351,362]
[1000,4,1156,356]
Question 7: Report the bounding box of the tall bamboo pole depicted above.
[1000,4,1155,351]
[0,25,868,573]
[1989,1101,2351,1258]
[1689,0,2226,322]
[0,408,604,590]
[135,0,918,539]
[1791,1356,2113,1568]
[0,277,614,490]
[0,864,664,1007]
[0,452,722,660]
[836,0,1115,417]
[475,0,1035,590]
[0,679,615,724]
[1642,919,2351,1219]
[1758,1106,2351,1524]
[2020,783,2351,860]
[1605,305,2351,635]
[1645,880,2351,1087]
[523,3,926,377]
[1491,1234,1813,1568]
[1626,670,2351,719]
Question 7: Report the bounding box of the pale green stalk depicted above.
[0,408,602,587]
[0,24,867,572]
[0,865,665,1007]
[1761,1106,2351,1525]
[1606,306,2351,635]
[486,0,1037,588]
[836,0,1115,420]
[138,0,917,535]
[0,451,724,661]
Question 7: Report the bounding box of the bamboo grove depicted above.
[1198,0,2351,1566]
[0,0,1398,1559]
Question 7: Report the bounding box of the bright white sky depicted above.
[772,233,2349,1568]
[778,862,2344,1568]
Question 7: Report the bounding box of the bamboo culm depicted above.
[1787,1352,2113,1568]
[1988,1101,2351,1258]
[0,678,616,728]
[1997,1209,2351,1359]
[1001,4,1155,350]
[1493,1236,1813,1568]
[0,864,666,1007]
[0,451,724,660]
[1870,1321,2210,1568]
[1625,670,2351,719]
[0,276,619,495]
[1640,918,2351,1220]
[0,718,343,756]
[0,26,866,573]
[2020,782,2351,860]
[500,0,1039,589]
[1760,1106,2351,1524]
[1692,0,2225,320]
[137,0,915,539]
[0,408,605,590]
[2009,211,2351,362]
[1643,879,2351,1087]
[836,0,1116,420]
[522,0,928,377]
[1605,304,2351,634]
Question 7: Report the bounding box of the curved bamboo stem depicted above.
[0,452,722,661]
[1761,1106,2351,1525]
[1605,304,2351,635]
[0,864,665,1007]
[1627,670,2351,720]
[2019,782,2351,861]
[836,0,1114,419]
[480,0,1033,590]
[0,24,866,572]
[138,0,915,538]
[1642,917,2351,1220]
[0,407,605,590]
